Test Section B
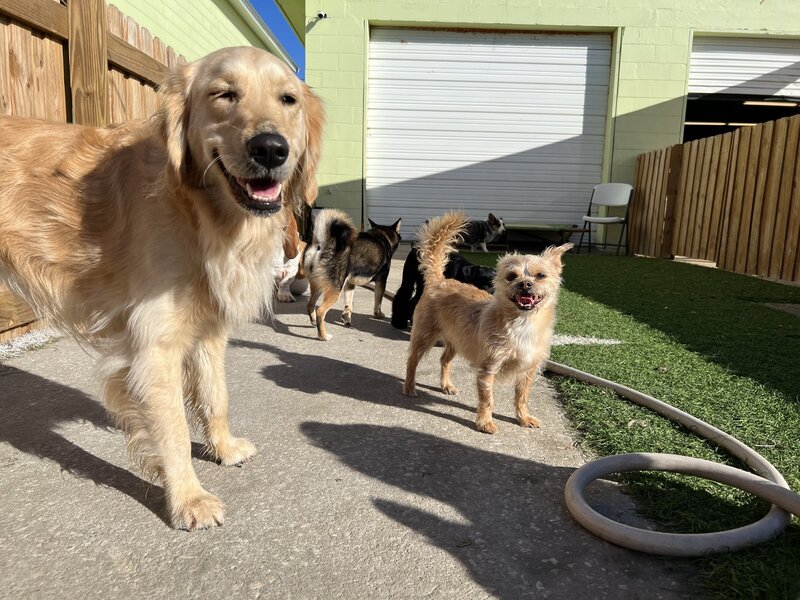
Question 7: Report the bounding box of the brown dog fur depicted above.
[0,47,324,529]
[402,212,572,434]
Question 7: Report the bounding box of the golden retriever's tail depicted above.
[418,212,469,287]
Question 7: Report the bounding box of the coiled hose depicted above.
[546,360,800,556]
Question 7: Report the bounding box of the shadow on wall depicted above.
[312,95,689,246]
[313,54,800,245]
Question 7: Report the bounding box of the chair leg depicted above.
[616,222,627,256]
[587,226,592,254]
[577,227,586,254]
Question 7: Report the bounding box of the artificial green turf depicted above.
[463,251,800,600]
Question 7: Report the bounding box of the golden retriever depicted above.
[0,47,323,529]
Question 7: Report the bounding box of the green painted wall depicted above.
[304,0,800,225]
[109,0,266,60]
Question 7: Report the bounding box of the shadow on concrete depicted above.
[0,364,169,525]
[230,338,520,429]
[299,421,681,598]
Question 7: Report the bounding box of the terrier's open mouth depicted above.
[515,292,542,311]
[214,151,283,216]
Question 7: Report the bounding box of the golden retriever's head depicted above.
[159,47,324,217]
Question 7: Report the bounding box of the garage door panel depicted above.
[690,37,800,96]
[367,28,610,238]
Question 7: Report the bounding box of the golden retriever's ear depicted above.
[291,84,325,209]
[158,61,197,178]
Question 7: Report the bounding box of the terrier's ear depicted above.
[541,243,574,268]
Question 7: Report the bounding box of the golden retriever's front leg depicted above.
[131,344,224,530]
[186,332,256,466]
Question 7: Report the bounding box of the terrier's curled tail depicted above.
[417,212,469,287]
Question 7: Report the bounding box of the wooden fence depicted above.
[0,0,184,340]
[629,114,800,285]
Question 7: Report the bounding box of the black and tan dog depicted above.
[305,209,401,340]
[462,213,506,252]
[391,245,496,330]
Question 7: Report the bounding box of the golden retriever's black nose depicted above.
[247,133,289,169]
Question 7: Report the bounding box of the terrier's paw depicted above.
[318,333,332,341]
[519,416,542,428]
[277,290,296,303]
[441,384,459,395]
[476,420,498,434]
[374,310,385,319]
[211,436,257,466]
[402,383,417,397]
[171,491,225,531]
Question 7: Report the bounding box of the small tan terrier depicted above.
[402,212,572,434]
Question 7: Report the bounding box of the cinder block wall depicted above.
[305,0,800,225]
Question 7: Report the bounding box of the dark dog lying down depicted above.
[391,247,496,329]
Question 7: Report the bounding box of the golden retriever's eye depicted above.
[281,94,297,106]
[212,90,239,102]
[506,272,517,282]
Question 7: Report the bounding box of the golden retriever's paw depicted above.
[213,436,257,466]
[476,419,498,434]
[518,416,542,428]
[172,491,225,531]
[318,333,332,341]
[441,383,459,395]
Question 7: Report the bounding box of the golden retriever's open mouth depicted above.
[213,151,283,216]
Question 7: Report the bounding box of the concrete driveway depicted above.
[0,246,695,599]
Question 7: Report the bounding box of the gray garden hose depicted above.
[546,360,800,557]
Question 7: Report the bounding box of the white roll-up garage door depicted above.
[689,37,800,96]
[366,28,611,239]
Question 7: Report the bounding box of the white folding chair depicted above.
[576,183,633,255]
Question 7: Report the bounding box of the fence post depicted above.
[659,143,684,259]
[69,0,108,126]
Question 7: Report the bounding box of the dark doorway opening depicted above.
[683,94,800,142]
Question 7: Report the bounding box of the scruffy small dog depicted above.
[402,212,572,434]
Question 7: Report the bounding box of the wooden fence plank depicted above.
[648,149,666,257]
[691,136,714,259]
[716,129,740,268]
[676,140,697,256]
[771,116,799,280]
[707,132,732,263]
[635,151,654,255]
[723,127,751,271]
[737,122,766,274]
[739,121,773,274]
[757,117,788,277]
[630,153,645,254]
[671,139,691,257]
[685,138,707,256]
[69,0,108,126]
[660,144,683,258]
[782,126,800,281]
[698,135,721,261]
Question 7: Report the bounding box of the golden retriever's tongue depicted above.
[238,177,281,202]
